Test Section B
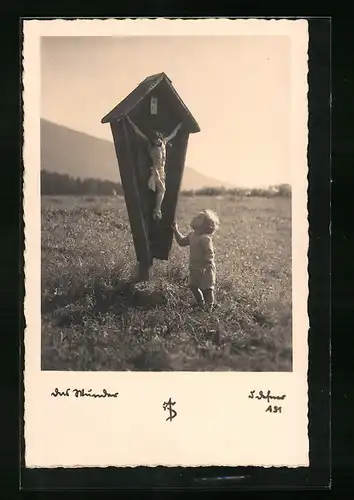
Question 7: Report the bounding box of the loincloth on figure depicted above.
[188,262,216,291]
[148,164,166,192]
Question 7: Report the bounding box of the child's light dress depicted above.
[175,231,216,290]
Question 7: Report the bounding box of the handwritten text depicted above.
[248,390,286,403]
[51,388,119,398]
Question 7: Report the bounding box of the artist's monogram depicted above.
[163,398,177,421]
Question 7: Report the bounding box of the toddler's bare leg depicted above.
[189,285,205,308]
[203,288,215,310]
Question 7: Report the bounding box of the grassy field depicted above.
[41,194,292,371]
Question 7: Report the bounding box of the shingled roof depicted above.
[101,72,200,133]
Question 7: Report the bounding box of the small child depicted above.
[172,209,220,310]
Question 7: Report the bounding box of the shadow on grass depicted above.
[127,350,175,371]
[43,277,170,329]
[42,279,133,315]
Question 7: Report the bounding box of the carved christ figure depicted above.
[126,115,182,220]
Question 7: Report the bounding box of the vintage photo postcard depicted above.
[23,18,309,468]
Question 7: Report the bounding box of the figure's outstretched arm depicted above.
[165,122,183,143]
[126,115,150,144]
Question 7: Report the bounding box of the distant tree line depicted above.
[181,184,291,198]
[41,170,123,196]
[41,170,291,198]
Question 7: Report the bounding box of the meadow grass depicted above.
[41,194,292,371]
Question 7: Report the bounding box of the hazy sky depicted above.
[41,36,291,187]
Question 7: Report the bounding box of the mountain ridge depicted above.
[40,119,231,190]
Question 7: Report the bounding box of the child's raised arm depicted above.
[172,222,190,247]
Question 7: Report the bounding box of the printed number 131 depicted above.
[266,405,282,413]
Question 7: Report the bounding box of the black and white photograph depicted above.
[40,34,294,373]
[23,19,309,468]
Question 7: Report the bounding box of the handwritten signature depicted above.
[248,390,286,403]
[51,388,119,398]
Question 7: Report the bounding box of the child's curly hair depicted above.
[191,209,220,235]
